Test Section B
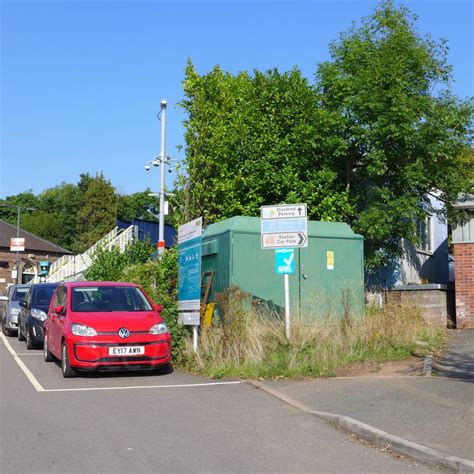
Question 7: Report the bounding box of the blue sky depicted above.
[1,0,473,199]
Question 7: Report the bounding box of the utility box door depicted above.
[232,232,300,309]
[300,237,364,317]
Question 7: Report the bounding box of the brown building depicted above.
[452,198,474,328]
[0,220,71,293]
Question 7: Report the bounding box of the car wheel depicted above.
[2,322,11,337]
[17,324,25,341]
[43,334,54,362]
[61,343,77,378]
[26,327,34,350]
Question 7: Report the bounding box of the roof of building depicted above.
[0,220,72,255]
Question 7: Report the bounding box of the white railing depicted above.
[37,225,135,283]
[49,254,74,274]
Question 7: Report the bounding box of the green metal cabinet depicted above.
[201,216,364,317]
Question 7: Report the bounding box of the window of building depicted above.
[417,216,433,253]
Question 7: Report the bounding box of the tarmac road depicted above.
[1,334,435,473]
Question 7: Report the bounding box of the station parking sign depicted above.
[261,204,308,249]
[10,238,25,252]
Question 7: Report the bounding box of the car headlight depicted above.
[9,308,20,315]
[149,323,169,335]
[31,308,47,321]
[71,323,97,337]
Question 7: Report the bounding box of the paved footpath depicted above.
[434,329,474,380]
[258,330,474,468]
[260,377,473,461]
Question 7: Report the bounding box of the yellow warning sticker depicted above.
[327,251,334,270]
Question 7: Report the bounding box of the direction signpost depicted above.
[261,204,308,339]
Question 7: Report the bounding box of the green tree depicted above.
[116,189,160,222]
[315,1,473,266]
[0,191,39,225]
[177,61,353,226]
[33,183,82,250]
[178,2,473,267]
[75,173,118,253]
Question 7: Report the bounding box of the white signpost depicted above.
[261,204,308,339]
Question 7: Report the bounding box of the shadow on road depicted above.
[434,330,474,382]
[52,359,174,378]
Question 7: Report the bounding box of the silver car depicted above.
[1,284,29,336]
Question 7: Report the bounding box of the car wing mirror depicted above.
[153,304,163,312]
[54,305,65,314]
[19,301,27,308]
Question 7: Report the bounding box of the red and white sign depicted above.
[10,238,25,252]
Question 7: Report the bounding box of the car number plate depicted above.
[108,346,145,356]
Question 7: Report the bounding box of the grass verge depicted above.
[181,287,445,379]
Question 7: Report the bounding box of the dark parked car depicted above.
[18,283,59,349]
[1,284,29,336]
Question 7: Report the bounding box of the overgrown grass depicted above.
[181,287,445,379]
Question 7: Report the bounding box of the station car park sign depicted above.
[261,204,308,249]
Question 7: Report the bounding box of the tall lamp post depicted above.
[0,203,36,283]
[158,99,167,254]
[145,99,178,255]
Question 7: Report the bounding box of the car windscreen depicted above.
[32,286,56,306]
[72,286,153,312]
[12,288,28,301]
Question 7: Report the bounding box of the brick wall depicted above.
[0,251,16,291]
[0,250,62,294]
[386,287,454,327]
[454,243,474,329]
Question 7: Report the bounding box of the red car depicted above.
[44,281,172,378]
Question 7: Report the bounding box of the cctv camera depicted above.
[145,164,150,171]
[153,159,160,167]
[168,168,172,173]
[161,99,167,109]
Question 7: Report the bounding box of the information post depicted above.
[177,217,203,351]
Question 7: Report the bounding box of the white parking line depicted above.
[45,381,241,393]
[1,333,241,393]
[1,333,46,392]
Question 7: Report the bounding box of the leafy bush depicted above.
[121,248,189,362]
[85,243,189,362]
[84,239,154,281]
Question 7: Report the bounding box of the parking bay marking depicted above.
[1,333,45,392]
[15,352,44,356]
[44,381,241,393]
[1,334,240,393]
